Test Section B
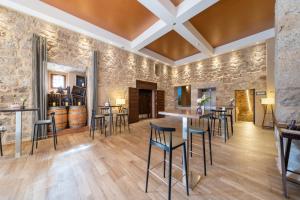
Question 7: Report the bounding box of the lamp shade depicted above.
[261,98,274,105]
[116,98,125,105]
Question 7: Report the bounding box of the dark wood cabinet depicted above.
[156,90,165,118]
[128,87,139,123]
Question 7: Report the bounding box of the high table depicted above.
[0,107,39,158]
[159,109,211,189]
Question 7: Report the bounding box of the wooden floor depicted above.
[0,117,299,200]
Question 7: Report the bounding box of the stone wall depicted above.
[0,6,173,144]
[172,44,267,125]
[275,0,300,180]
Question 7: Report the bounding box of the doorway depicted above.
[235,89,255,123]
[139,89,152,119]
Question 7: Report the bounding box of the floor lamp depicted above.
[261,98,274,129]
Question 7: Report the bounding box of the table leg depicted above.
[182,117,201,189]
[15,111,22,158]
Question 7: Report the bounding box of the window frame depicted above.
[51,73,66,89]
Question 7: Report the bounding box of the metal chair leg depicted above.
[52,123,56,150]
[145,143,152,193]
[202,134,207,176]
[0,132,3,156]
[183,143,189,196]
[230,115,233,135]
[35,126,39,149]
[163,150,166,178]
[92,119,95,140]
[279,136,288,198]
[168,150,172,200]
[31,125,36,154]
[208,131,213,165]
[190,132,193,157]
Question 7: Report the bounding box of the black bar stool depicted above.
[90,109,106,139]
[100,107,114,132]
[115,108,130,133]
[211,109,229,143]
[0,124,6,156]
[145,123,189,200]
[224,107,234,136]
[190,114,212,176]
[31,112,57,154]
[274,117,300,198]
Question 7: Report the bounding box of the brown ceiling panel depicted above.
[146,30,200,61]
[190,0,275,47]
[170,0,183,7]
[41,0,158,40]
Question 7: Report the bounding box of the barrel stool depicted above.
[47,106,67,132]
[68,106,87,128]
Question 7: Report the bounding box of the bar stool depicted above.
[190,114,212,176]
[224,108,234,136]
[211,109,229,143]
[0,124,6,156]
[115,108,130,133]
[31,112,57,154]
[90,109,106,139]
[145,123,189,200]
[274,117,300,198]
[100,107,114,132]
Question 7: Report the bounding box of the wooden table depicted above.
[159,109,211,189]
[0,107,39,158]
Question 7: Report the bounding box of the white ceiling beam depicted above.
[131,20,172,51]
[214,28,275,56]
[174,22,214,55]
[176,0,219,23]
[139,48,174,65]
[174,28,275,66]
[174,52,208,66]
[137,0,176,24]
[0,0,131,49]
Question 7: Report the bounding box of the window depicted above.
[51,74,66,88]
[175,85,191,107]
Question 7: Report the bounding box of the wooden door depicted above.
[128,87,139,123]
[156,90,165,118]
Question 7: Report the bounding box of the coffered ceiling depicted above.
[0,0,275,66]
[41,0,159,40]
[146,30,200,60]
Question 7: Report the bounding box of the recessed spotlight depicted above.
[173,22,176,26]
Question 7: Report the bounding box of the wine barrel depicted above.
[47,107,67,131]
[68,106,87,128]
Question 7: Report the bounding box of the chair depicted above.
[211,109,229,143]
[274,116,300,198]
[145,123,189,200]
[31,112,57,154]
[224,107,234,136]
[115,108,130,133]
[90,109,106,139]
[0,124,6,156]
[100,107,114,132]
[189,114,213,176]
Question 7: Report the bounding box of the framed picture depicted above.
[76,75,86,87]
